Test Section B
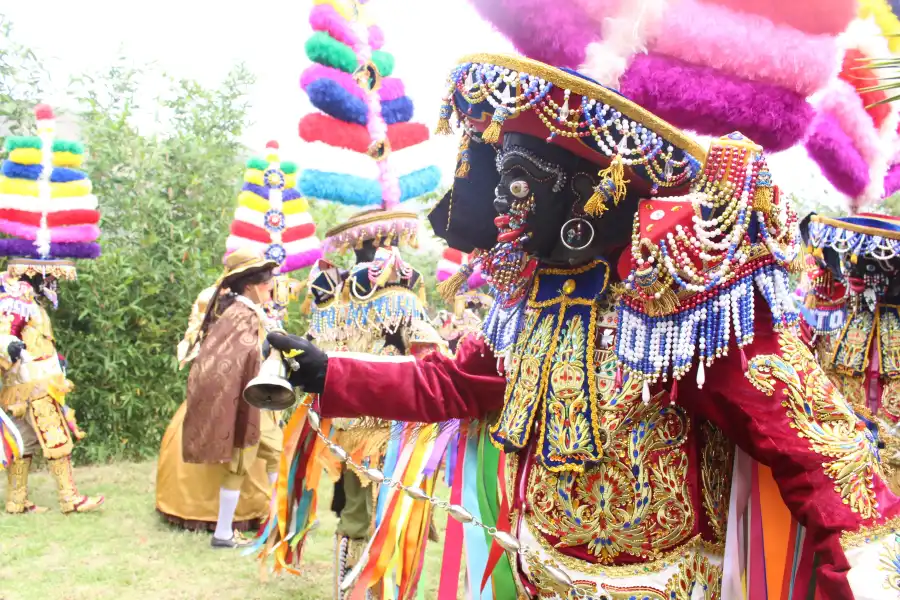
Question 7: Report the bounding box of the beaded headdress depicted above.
[430,53,704,255]
[0,104,101,277]
[225,141,322,273]
[806,213,900,264]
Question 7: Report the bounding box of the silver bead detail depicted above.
[328,443,349,463]
[492,530,521,553]
[541,563,574,593]
[447,504,474,524]
[307,410,321,432]
[363,468,385,483]
[404,487,429,501]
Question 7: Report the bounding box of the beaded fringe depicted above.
[616,264,797,385]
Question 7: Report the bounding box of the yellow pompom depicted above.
[285,174,297,189]
[52,151,83,168]
[9,148,43,165]
[237,190,269,212]
[244,169,265,186]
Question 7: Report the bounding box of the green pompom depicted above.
[281,161,297,175]
[246,157,268,171]
[372,51,394,78]
[4,136,42,152]
[52,140,84,154]
[305,32,395,77]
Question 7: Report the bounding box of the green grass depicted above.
[0,461,452,600]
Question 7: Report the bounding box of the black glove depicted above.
[7,340,25,364]
[266,331,328,393]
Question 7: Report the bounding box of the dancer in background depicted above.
[0,105,104,515]
[156,142,317,537]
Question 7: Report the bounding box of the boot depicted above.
[47,455,104,514]
[5,456,48,514]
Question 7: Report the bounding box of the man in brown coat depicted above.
[182,248,282,548]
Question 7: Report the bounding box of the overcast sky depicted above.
[4,0,842,207]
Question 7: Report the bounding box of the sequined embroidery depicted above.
[527,393,693,563]
[880,307,900,379]
[745,333,883,520]
[493,312,553,449]
[701,423,734,543]
[831,309,875,377]
[491,260,611,471]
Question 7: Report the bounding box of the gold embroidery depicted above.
[880,308,900,377]
[494,312,554,448]
[527,394,693,563]
[28,396,72,459]
[526,549,722,600]
[746,333,883,520]
[879,534,900,592]
[546,314,597,463]
[832,309,875,376]
[701,423,734,543]
[662,553,722,600]
[841,514,900,549]
[883,380,900,423]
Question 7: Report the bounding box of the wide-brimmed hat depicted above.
[429,54,706,252]
[807,212,900,263]
[220,247,278,288]
[324,208,418,254]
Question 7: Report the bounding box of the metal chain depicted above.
[300,402,600,598]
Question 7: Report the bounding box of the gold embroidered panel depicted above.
[745,333,883,520]
[491,261,613,472]
[526,392,695,563]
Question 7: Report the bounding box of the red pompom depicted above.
[266,140,280,149]
[34,104,54,120]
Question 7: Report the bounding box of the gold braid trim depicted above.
[841,514,900,549]
[530,526,723,578]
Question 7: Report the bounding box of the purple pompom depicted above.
[619,54,814,152]
[805,112,870,199]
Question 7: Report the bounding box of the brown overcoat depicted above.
[182,301,262,464]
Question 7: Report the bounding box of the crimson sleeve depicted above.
[318,334,506,422]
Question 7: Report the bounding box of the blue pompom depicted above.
[307,79,417,126]
[2,161,42,180]
[300,166,442,206]
[50,167,87,183]
[307,79,368,125]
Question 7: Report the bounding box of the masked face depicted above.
[483,134,640,305]
[850,257,900,303]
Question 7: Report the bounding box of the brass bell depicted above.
[243,348,296,410]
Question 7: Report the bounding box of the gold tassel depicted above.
[455,134,471,179]
[850,253,858,265]
[753,185,773,214]
[481,120,502,144]
[813,247,824,260]
[584,157,628,217]
[435,102,453,135]
[788,251,805,274]
[437,269,469,304]
[804,294,817,310]
[646,287,680,317]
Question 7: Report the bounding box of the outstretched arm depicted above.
[269,332,506,423]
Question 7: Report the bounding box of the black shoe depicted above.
[211,530,253,549]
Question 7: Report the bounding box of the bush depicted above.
[47,62,256,462]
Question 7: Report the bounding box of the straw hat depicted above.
[220,247,278,288]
